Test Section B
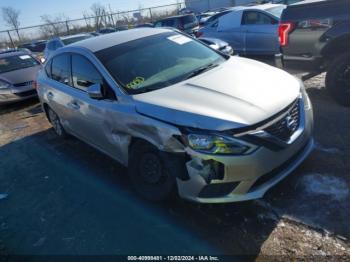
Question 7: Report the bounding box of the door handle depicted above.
[47,92,54,100]
[68,101,80,110]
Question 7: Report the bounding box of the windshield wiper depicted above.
[131,81,171,94]
[185,63,219,80]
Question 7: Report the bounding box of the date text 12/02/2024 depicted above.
[127,256,220,261]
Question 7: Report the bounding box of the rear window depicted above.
[205,11,231,25]
[0,54,39,73]
[156,19,176,27]
[62,35,92,45]
[266,6,286,18]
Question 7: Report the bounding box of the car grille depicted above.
[264,100,300,142]
[13,81,34,87]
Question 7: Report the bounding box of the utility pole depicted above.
[65,21,70,34]
[7,30,15,48]
[149,8,153,22]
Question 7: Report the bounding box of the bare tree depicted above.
[83,10,92,28]
[40,14,69,37]
[1,7,21,41]
[90,3,107,30]
[108,4,116,27]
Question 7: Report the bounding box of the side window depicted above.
[242,11,274,25]
[163,19,175,27]
[154,22,162,27]
[71,54,103,91]
[45,59,52,77]
[51,54,71,85]
[47,41,54,50]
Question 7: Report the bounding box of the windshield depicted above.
[62,35,92,45]
[266,6,285,18]
[96,32,226,95]
[0,54,39,73]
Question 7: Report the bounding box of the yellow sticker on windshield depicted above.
[126,77,145,89]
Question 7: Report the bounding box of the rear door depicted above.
[241,10,279,55]
[46,53,78,131]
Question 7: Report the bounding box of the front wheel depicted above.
[326,52,350,107]
[128,141,178,202]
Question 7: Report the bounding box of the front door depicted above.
[241,11,279,55]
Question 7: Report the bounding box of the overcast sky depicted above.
[0,0,179,31]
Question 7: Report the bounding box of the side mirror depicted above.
[87,83,104,99]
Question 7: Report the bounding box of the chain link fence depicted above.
[0,2,185,49]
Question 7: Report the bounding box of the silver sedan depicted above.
[0,50,41,105]
[37,28,313,203]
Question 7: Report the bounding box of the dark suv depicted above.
[154,14,199,35]
[276,0,350,106]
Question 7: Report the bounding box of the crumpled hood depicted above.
[0,65,42,85]
[133,56,300,131]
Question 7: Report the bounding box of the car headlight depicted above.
[0,80,10,90]
[187,133,251,155]
[297,77,312,110]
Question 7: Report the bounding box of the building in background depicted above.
[185,0,255,13]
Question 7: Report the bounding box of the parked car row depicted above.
[44,33,93,60]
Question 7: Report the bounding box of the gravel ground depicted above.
[0,73,350,260]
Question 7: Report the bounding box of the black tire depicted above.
[128,140,178,202]
[326,52,350,106]
[47,107,68,138]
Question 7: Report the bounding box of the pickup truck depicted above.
[276,0,350,106]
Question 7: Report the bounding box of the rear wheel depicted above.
[326,52,350,106]
[47,107,67,138]
[128,140,178,201]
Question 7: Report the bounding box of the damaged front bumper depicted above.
[176,102,314,204]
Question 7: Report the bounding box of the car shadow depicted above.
[0,129,280,256]
[0,97,40,116]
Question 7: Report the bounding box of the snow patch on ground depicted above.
[315,142,340,154]
[301,173,349,200]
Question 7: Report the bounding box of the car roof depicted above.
[157,13,194,21]
[230,3,284,12]
[69,28,172,53]
[290,0,326,5]
[48,33,88,41]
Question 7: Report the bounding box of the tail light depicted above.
[195,31,203,38]
[279,22,294,47]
